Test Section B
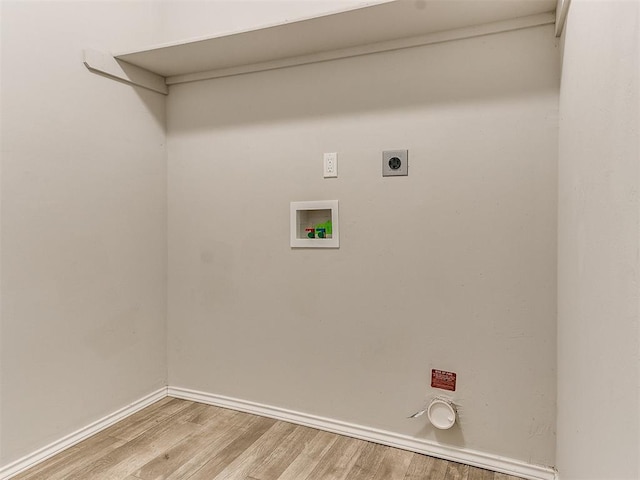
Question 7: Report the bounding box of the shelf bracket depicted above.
[83,49,168,95]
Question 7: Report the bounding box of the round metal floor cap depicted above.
[427,398,456,430]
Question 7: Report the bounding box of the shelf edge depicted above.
[554,0,571,37]
[83,49,168,95]
[165,12,555,86]
[113,1,393,58]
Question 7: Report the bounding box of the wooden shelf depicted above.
[84,0,556,94]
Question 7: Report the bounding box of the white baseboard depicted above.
[168,386,557,480]
[0,387,168,480]
[1,386,557,480]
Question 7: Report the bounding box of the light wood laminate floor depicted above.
[13,397,525,480]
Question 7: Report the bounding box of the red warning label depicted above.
[431,369,457,391]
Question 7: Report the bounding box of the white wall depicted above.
[157,0,382,44]
[167,24,560,466]
[557,1,640,479]
[0,1,565,472]
[0,1,167,466]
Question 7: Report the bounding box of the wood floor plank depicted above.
[181,403,227,426]
[370,447,414,480]
[13,400,182,480]
[431,457,450,480]
[302,434,367,480]
[344,442,388,480]
[133,407,245,480]
[103,397,194,441]
[404,453,433,479]
[246,425,319,480]
[144,410,270,480]
[211,421,298,480]
[14,399,530,480]
[11,434,126,480]
[62,402,204,480]
[483,467,496,480]
[275,430,338,480]
[179,415,277,480]
[468,466,495,480]
[405,452,448,480]
[446,461,470,480]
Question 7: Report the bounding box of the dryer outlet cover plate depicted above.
[383,150,408,176]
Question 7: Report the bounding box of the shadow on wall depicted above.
[85,65,168,133]
[168,25,559,132]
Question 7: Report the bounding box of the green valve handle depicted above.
[314,220,332,236]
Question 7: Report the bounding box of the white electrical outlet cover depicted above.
[323,152,338,178]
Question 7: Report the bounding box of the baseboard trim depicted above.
[168,386,557,480]
[0,387,168,480]
[1,386,557,480]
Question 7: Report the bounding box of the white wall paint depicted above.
[167,24,560,466]
[0,1,167,466]
[557,1,640,479]
[156,0,383,45]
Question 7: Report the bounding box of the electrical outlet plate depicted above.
[382,149,408,176]
[324,152,338,178]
